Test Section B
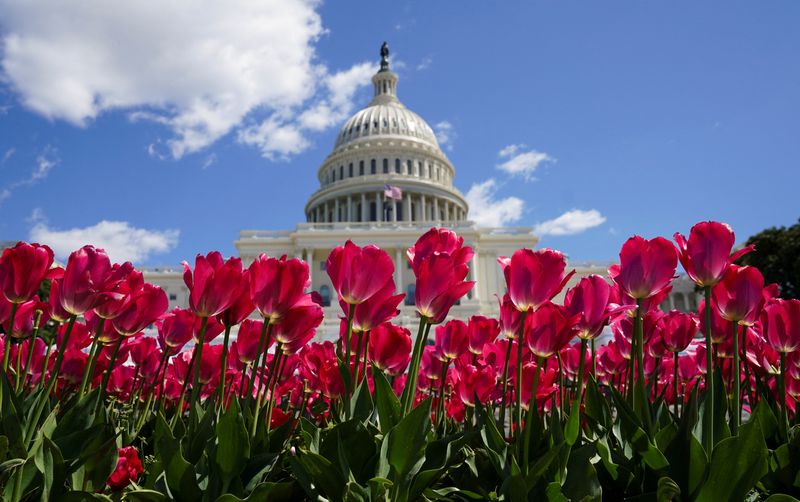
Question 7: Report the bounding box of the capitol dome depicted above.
[305,43,469,225]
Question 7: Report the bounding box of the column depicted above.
[305,249,314,290]
[394,248,403,293]
[361,193,367,222]
[433,198,440,221]
[445,202,450,222]
[404,194,411,221]
[420,194,427,221]
[347,196,353,222]
[470,251,480,301]
[334,198,340,223]
[392,199,398,222]
[375,192,382,222]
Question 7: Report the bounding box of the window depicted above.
[169,293,177,301]
[320,261,326,271]
[406,159,412,174]
[359,160,364,175]
[405,284,415,306]
[320,285,331,307]
[339,165,344,180]
[371,159,376,174]
[383,158,389,173]
[370,202,377,221]
[395,158,401,173]
[348,163,353,177]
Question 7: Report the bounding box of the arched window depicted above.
[406,159,412,174]
[359,160,364,176]
[395,158,401,173]
[405,284,415,306]
[674,293,687,312]
[339,165,344,180]
[319,285,331,307]
[371,159,376,174]
[383,158,389,173]
[348,163,353,177]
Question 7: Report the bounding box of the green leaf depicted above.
[291,451,347,500]
[51,389,100,459]
[656,476,681,502]
[561,444,602,501]
[525,442,564,488]
[350,379,374,423]
[34,436,65,501]
[611,389,669,471]
[154,414,201,502]
[372,366,402,434]
[695,414,769,502]
[122,489,170,501]
[383,397,432,501]
[584,376,612,431]
[764,495,800,502]
[214,400,250,491]
[500,472,528,502]
[565,398,581,446]
[214,481,299,501]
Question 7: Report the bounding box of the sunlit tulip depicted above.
[413,253,474,324]
[94,263,143,320]
[349,280,404,332]
[467,315,500,355]
[46,279,72,323]
[713,265,764,325]
[435,319,469,360]
[2,297,46,339]
[674,221,753,287]
[274,300,324,354]
[498,294,523,339]
[658,311,699,353]
[249,255,309,323]
[609,236,677,300]
[761,299,800,354]
[407,227,473,275]
[565,275,612,339]
[368,322,412,375]
[0,241,55,304]
[498,248,574,313]
[182,252,243,318]
[157,308,195,355]
[107,446,144,491]
[217,269,254,327]
[524,302,577,359]
[235,319,267,364]
[60,245,115,316]
[112,283,168,337]
[327,241,394,306]
[456,364,497,406]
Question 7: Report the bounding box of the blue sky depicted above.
[0,1,798,265]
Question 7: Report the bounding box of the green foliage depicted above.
[739,219,800,299]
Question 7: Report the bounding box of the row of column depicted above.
[310,193,466,223]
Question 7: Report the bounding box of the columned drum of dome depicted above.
[304,46,468,225]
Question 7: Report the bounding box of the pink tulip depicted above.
[434,319,469,360]
[674,221,753,287]
[46,279,72,323]
[713,265,764,325]
[273,299,324,353]
[498,294,523,339]
[609,236,677,300]
[524,302,578,358]
[249,254,309,323]
[761,299,800,353]
[2,297,46,339]
[456,364,497,406]
[327,241,394,306]
[368,322,412,375]
[0,241,55,304]
[182,252,243,318]
[658,311,699,353]
[234,319,267,364]
[112,283,168,337]
[216,269,254,327]
[156,308,196,355]
[93,263,143,319]
[85,311,122,344]
[565,275,612,339]
[60,246,116,316]
[467,315,500,355]
[407,228,473,275]
[349,280,404,332]
[413,253,474,324]
[498,248,574,313]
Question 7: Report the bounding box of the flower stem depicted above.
[401,318,430,416]
[703,286,714,456]
[79,317,104,396]
[98,336,124,406]
[498,337,514,434]
[45,315,77,394]
[514,310,528,442]
[217,325,232,413]
[20,310,43,391]
[779,351,788,440]
[522,355,543,474]
[188,317,209,425]
[731,321,740,436]
[673,352,680,420]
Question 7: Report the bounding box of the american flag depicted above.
[383,183,403,200]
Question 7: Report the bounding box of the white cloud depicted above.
[534,209,606,236]
[201,153,217,170]
[465,179,524,227]
[496,144,555,180]
[0,0,376,159]
[30,217,179,264]
[434,121,456,151]
[416,56,433,71]
[0,145,58,205]
[1,148,15,164]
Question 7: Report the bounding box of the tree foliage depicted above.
[738,219,800,299]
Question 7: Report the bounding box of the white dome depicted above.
[334,102,440,151]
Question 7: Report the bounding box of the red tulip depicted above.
[327,241,394,305]
[0,241,55,304]
[198,343,223,385]
[456,364,497,406]
[273,299,324,354]
[107,447,144,491]
[46,279,72,323]
[349,280,404,332]
[249,254,309,323]
[85,310,121,344]
[499,248,575,314]
[234,319,267,364]
[157,308,196,355]
[2,297,46,339]
[713,265,764,325]
[565,275,612,339]
[182,252,243,317]
[524,302,578,358]
[216,269,254,326]
[467,315,500,355]
[609,236,677,300]
[498,294,523,339]
[368,322,412,375]
[698,299,733,344]
[761,299,800,353]
[434,319,469,360]
[520,360,558,410]
[408,228,473,275]
[413,253,474,324]
[421,345,444,381]
[674,221,753,287]
[93,263,143,320]
[112,284,168,337]
[57,321,91,351]
[60,245,116,316]
[193,315,224,344]
[658,311,699,353]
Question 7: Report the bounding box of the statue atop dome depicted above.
[379,41,390,71]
